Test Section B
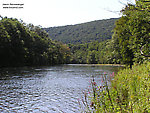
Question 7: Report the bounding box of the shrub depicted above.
[80,62,150,112]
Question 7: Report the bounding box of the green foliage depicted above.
[44,18,118,44]
[112,0,150,65]
[44,0,149,65]
[81,62,150,112]
[69,40,114,64]
[79,1,150,112]
[0,17,71,67]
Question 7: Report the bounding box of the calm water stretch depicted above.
[0,64,123,112]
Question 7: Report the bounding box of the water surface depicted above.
[0,64,123,112]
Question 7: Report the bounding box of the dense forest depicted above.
[0,0,149,67]
[68,0,150,66]
[68,40,112,64]
[0,17,71,67]
[111,0,150,65]
[84,1,150,112]
[44,18,118,44]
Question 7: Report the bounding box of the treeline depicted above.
[68,41,113,64]
[0,17,71,67]
[44,18,118,44]
[83,1,150,112]
[69,0,150,66]
[0,0,149,67]
[111,0,150,65]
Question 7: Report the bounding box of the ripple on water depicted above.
[0,65,122,112]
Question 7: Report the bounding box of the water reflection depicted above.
[0,64,123,112]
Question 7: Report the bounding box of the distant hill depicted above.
[44,18,119,44]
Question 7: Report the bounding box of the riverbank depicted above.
[67,64,125,67]
[86,62,150,112]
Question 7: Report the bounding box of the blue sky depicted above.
[0,0,135,27]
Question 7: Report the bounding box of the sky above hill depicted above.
[0,0,135,27]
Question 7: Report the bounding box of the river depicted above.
[0,64,123,113]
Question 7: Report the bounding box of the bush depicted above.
[80,62,150,112]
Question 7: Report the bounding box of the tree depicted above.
[0,17,71,67]
[112,0,150,65]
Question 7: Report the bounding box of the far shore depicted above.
[67,64,125,67]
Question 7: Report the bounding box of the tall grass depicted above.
[80,62,150,112]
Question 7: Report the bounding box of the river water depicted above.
[0,64,123,113]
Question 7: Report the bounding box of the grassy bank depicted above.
[82,62,150,112]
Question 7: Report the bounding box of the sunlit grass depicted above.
[80,62,150,112]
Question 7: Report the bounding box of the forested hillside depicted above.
[0,17,71,67]
[0,0,149,67]
[44,18,118,44]
[84,1,150,112]
[68,0,150,65]
[68,41,112,64]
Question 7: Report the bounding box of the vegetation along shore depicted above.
[78,0,150,112]
[0,0,149,112]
